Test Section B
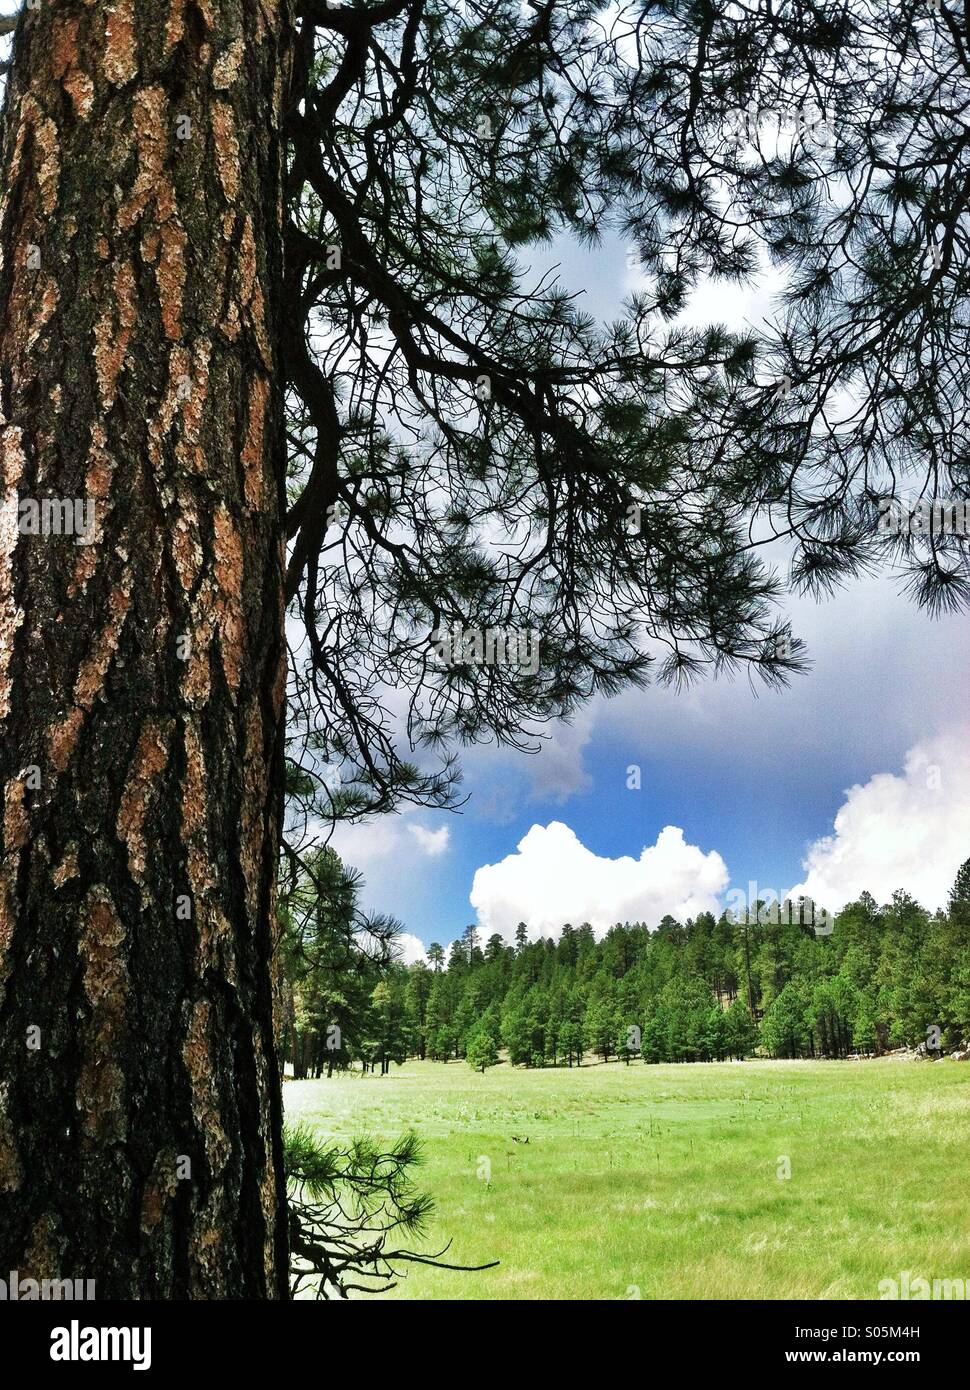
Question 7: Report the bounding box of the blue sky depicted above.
[336,571,968,950]
[333,234,970,954]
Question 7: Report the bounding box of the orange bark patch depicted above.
[182,1001,229,1174]
[53,842,80,888]
[51,16,95,119]
[255,0,278,39]
[140,227,160,264]
[0,1085,22,1192]
[241,373,268,510]
[76,888,129,1143]
[147,346,186,472]
[49,710,83,774]
[158,219,187,341]
[71,550,100,606]
[85,424,114,504]
[212,504,244,694]
[0,444,29,976]
[164,0,185,50]
[155,338,211,477]
[181,616,212,708]
[104,0,138,86]
[272,646,287,721]
[181,719,234,976]
[93,260,137,409]
[3,778,27,853]
[212,102,241,204]
[180,719,212,903]
[240,700,266,921]
[74,580,131,706]
[188,1197,227,1298]
[49,576,132,770]
[116,719,173,886]
[213,37,245,90]
[119,86,176,229]
[0,119,28,233]
[69,427,113,596]
[23,1213,62,1281]
[0,427,27,723]
[21,98,60,217]
[237,216,272,368]
[140,1148,179,1234]
[181,719,208,852]
[0,877,15,993]
[21,274,60,361]
[147,342,205,494]
[171,500,203,593]
[254,1039,281,1282]
[180,337,211,453]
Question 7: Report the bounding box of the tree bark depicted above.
[0,0,291,1298]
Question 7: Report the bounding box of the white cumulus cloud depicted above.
[393,933,428,966]
[408,824,451,857]
[469,821,729,941]
[788,728,970,913]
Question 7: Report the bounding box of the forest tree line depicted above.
[281,854,970,1075]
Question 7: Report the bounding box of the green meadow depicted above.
[284,1056,970,1300]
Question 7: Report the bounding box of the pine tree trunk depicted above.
[0,0,291,1298]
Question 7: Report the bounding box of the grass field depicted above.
[284,1056,970,1300]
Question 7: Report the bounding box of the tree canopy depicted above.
[281,0,968,858]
